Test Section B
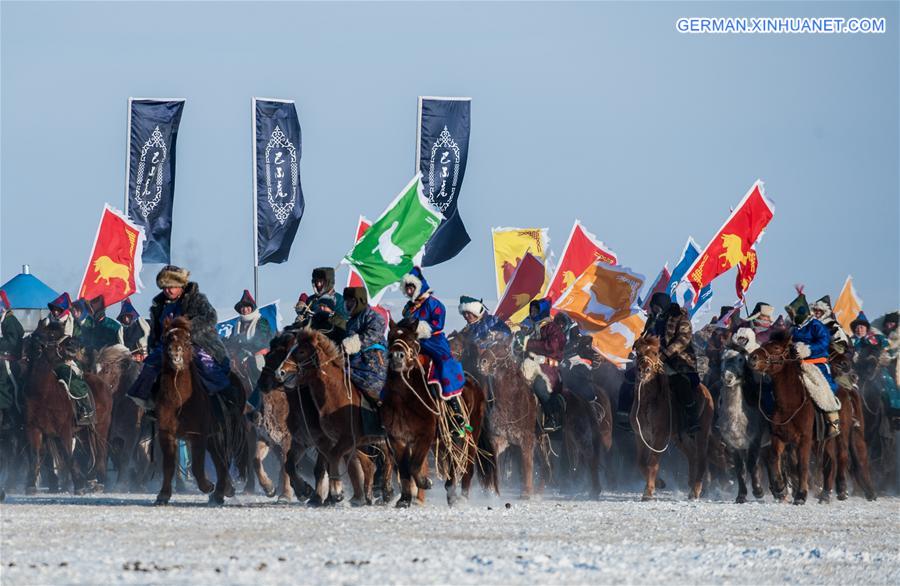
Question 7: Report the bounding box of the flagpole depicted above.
[251,97,260,301]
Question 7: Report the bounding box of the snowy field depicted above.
[1,491,898,585]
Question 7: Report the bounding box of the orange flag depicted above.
[589,311,647,369]
[78,205,145,305]
[546,220,617,306]
[833,275,862,334]
[555,262,644,330]
[683,180,774,297]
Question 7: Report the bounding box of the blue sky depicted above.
[2,1,897,330]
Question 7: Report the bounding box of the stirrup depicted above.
[826,420,841,439]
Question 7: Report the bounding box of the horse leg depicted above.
[188,437,214,494]
[349,452,374,506]
[379,444,396,505]
[766,437,787,501]
[25,427,43,495]
[520,437,535,499]
[733,450,748,503]
[391,439,413,508]
[307,452,328,507]
[254,440,275,498]
[242,426,257,495]
[410,437,433,492]
[274,441,293,503]
[155,431,178,505]
[284,446,312,502]
[835,431,850,501]
[325,452,345,506]
[65,432,87,496]
[795,434,812,505]
[850,423,877,501]
[209,436,230,505]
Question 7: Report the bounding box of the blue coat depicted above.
[403,294,465,398]
[346,306,387,396]
[793,318,836,393]
[463,313,511,342]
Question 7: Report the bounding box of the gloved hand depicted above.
[794,342,811,359]
[416,321,432,340]
[342,334,362,355]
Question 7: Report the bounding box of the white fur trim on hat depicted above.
[795,342,811,359]
[416,320,432,339]
[402,273,423,299]
[342,334,362,355]
[156,266,190,289]
[459,300,485,317]
[731,327,760,355]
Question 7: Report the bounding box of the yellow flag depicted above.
[589,311,647,369]
[555,262,644,330]
[492,227,548,322]
[833,275,862,334]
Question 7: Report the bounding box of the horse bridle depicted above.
[390,337,420,372]
[753,344,793,369]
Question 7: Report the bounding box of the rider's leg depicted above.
[669,371,703,434]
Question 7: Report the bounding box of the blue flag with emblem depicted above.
[417,97,472,267]
[668,237,713,318]
[125,98,185,263]
[216,300,282,339]
[253,98,305,266]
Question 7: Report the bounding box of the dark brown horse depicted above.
[154,317,244,505]
[631,336,713,501]
[831,352,877,501]
[748,333,839,504]
[23,328,110,494]
[385,321,497,507]
[853,341,898,492]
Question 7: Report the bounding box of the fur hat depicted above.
[311,267,335,292]
[884,312,899,326]
[811,295,833,315]
[48,292,72,315]
[730,327,760,355]
[117,298,140,322]
[234,289,257,313]
[785,288,810,325]
[850,311,870,331]
[343,287,369,316]
[748,302,774,321]
[0,290,10,312]
[402,267,430,299]
[156,265,190,289]
[459,295,486,318]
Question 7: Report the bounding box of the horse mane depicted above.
[634,335,661,355]
[166,316,192,332]
[97,344,131,369]
[295,327,342,366]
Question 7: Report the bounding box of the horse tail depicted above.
[475,402,500,495]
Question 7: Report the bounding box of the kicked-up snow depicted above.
[1,491,898,585]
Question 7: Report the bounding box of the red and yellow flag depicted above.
[347,216,371,288]
[492,227,549,298]
[555,262,644,330]
[494,253,546,322]
[735,246,758,300]
[684,181,774,297]
[546,220,617,306]
[78,205,145,305]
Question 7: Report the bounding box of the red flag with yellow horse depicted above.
[683,180,774,297]
[78,205,146,306]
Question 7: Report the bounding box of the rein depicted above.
[633,352,671,454]
[391,337,441,417]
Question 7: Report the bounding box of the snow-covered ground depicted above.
[1,491,898,585]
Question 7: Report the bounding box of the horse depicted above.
[385,320,497,507]
[154,317,244,505]
[630,336,713,501]
[96,345,152,491]
[23,328,109,495]
[831,352,877,501]
[718,345,767,503]
[275,327,383,506]
[462,331,540,499]
[748,332,840,504]
[853,341,898,493]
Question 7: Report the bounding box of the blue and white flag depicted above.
[668,237,713,317]
[253,98,304,266]
[417,96,472,266]
[217,300,282,338]
[125,98,185,263]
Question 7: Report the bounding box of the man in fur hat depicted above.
[881,312,900,387]
[811,295,851,355]
[81,295,124,353]
[458,296,510,342]
[341,287,388,401]
[401,267,470,436]
[747,302,776,344]
[643,292,705,433]
[0,290,24,429]
[117,298,151,360]
[518,297,567,431]
[309,267,347,320]
[786,290,840,437]
[227,290,272,383]
[127,265,234,409]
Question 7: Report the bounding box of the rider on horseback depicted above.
[117,298,150,360]
[37,293,76,338]
[401,267,470,435]
[52,334,95,426]
[811,296,852,356]
[341,286,387,402]
[80,295,124,354]
[786,290,841,438]
[458,296,510,342]
[643,292,704,434]
[126,266,234,410]
[518,297,566,432]
[309,268,347,321]
[227,289,272,380]
[556,312,601,402]
[852,311,900,425]
[0,290,24,429]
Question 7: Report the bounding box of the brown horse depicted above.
[154,317,244,505]
[830,352,877,501]
[385,321,497,507]
[748,333,839,504]
[23,329,110,494]
[631,336,713,501]
[96,345,151,491]
[276,328,382,506]
[853,341,898,492]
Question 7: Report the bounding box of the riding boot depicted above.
[670,373,702,435]
[446,395,472,438]
[75,395,95,426]
[825,411,841,438]
[532,377,561,432]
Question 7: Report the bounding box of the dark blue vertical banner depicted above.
[125,98,185,263]
[253,98,305,266]
[417,97,471,266]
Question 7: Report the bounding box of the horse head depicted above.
[633,335,664,384]
[476,332,513,376]
[163,316,193,372]
[389,319,422,374]
[256,331,297,393]
[720,348,746,389]
[748,331,794,376]
[284,328,342,386]
[830,351,858,389]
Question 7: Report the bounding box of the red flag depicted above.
[494,253,545,322]
[347,216,372,288]
[684,181,774,296]
[735,247,758,300]
[78,205,145,305]
[641,265,671,311]
[546,221,617,306]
